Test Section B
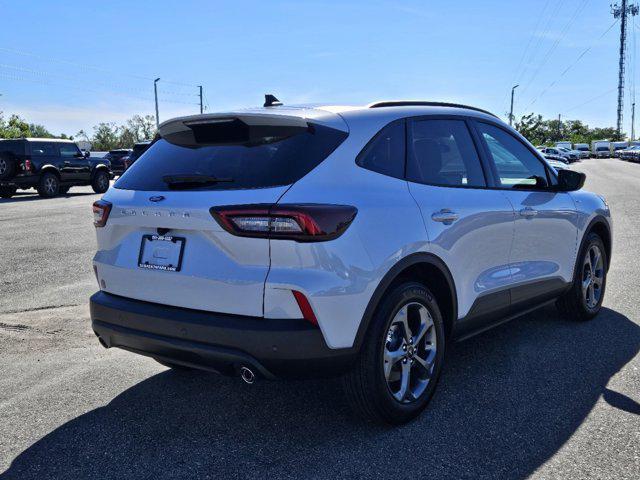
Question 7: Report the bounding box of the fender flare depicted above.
[574,214,612,275]
[39,165,61,177]
[352,252,458,351]
[91,163,110,179]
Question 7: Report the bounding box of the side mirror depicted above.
[84,151,91,158]
[557,169,585,191]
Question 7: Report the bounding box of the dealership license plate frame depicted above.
[138,234,186,272]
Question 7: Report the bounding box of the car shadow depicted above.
[0,191,99,204]
[2,306,638,479]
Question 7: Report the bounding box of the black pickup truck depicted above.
[0,138,113,199]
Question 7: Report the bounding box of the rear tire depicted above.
[556,232,607,321]
[0,153,16,180]
[92,170,110,193]
[0,186,17,199]
[37,172,60,198]
[342,282,446,425]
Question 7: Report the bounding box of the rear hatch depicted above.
[94,108,348,317]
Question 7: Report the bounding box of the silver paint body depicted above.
[93,104,612,349]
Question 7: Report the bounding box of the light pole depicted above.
[509,84,519,126]
[154,78,161,128]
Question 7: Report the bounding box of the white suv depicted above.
[90,100,612,424]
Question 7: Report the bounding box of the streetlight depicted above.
[509,84,519,126]
[154,78,161,128]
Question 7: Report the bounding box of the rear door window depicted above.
[356,120,405,178]
[407,119,486,187]
[115,123,347,191]
[0,141,25,156]
[31,142,57,156]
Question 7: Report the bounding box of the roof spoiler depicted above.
[158,113,309,146]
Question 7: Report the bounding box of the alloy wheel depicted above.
[98,174,109,191]
[44,176,57,195]
[582,244,604,309]
[383,302,437,404]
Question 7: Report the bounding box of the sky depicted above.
[0,0,632,135]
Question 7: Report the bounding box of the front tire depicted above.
[37,172,60,198]
[556,232,607,321]
[92,170,110,193]
[343,282,446,425]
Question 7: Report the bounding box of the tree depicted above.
[28,123,54,138]
[91,122,120,151]
[0,114,32,139]
[514,113,625,146]
[515,113,545,145]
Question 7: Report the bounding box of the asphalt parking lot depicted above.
[0,158,639,480]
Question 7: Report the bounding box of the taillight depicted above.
[210,204,357,242]
[92,200,112,227]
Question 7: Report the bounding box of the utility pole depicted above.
[198,86,203,114]
[632,102,636,140]
[509,84,519,126]
[557,114,562,139]
[612,1,639,136]
[154,78,161,128]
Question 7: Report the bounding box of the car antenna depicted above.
[264,94,283,107]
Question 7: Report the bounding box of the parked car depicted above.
[573,143,591,159]
[90,100,612,425]
[544,156,570,171]
[555,141,573,150]
[123,141,152,171]
[0,138,112,199]
[611,141,629,157]
[619,145,640,161]
[537,147,570,163]
[591,140,611,158]
[103,149,132,176]
[556,147,580,162]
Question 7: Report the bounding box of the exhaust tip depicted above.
[240,366,256,384]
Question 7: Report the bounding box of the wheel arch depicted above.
[91,163,110,178]
[39,165,61,178]
[581,215,612,271]
[353,252,458,351]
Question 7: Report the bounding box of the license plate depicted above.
[138,235,186,272]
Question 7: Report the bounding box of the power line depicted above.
[564,87,618,113]
[522,18,619,111]
[0,46,199,87]
[520,0,592,97]
[0,71,200,106]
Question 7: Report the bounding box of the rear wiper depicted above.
[162,174,234,189]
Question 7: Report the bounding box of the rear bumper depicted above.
[90,291,356,379]
[0,174,39,188]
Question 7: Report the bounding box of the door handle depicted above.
[431,209,459,224]
[63,161,71,165]
[519,207,538,218]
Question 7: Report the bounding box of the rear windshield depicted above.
[115,123,347,191]
[0,141,25,156]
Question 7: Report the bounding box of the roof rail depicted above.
[367,101,498,118]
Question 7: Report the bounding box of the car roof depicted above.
[159,100,502,132]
